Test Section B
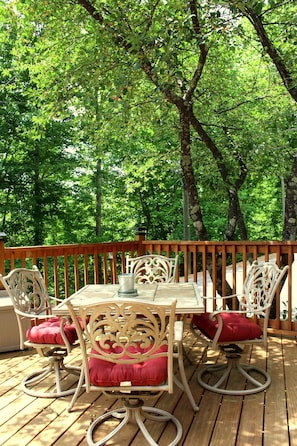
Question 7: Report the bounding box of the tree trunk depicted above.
[225,187,249,241]
[32,150,44,245]
[179,108,209,241]
[244,6,297,103]
[282,155,297,241]
[95,158,102,237]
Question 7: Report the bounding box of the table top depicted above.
[54,282,204,315]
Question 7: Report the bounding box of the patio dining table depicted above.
[53,281,204,316]
[53,281,204,412]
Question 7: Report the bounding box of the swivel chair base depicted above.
[87,397,182,446]
[22,348,81,398]
[197,349,271,396]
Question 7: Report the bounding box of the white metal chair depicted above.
[126,254,178,283]
[0,266,80,398]
[66,298,182,446]
[191,261,288,395]
[125,252,199,412]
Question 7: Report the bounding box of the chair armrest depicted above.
[209,304,270,320]
[53,297,64,303]
[15,309,55,320]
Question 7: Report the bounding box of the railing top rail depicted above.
[143,240,297,246]
[4,240,140,256]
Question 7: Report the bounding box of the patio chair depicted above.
[125,253,199,412]
[191,261,288,395]
[0,266,80,398]
[126,254,178,283]
[66,298,182,446]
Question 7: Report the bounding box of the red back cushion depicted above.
[192,312,263,343]
[26,317,78,345]
[89,343,168,386]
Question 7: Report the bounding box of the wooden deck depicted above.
[1,326,297,446]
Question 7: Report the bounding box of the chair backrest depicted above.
[66,299,176,394]
[0,266,51,317]
[126,254,178,284]
[0,266,52,350]
[240,261,288,326]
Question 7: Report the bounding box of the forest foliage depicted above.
[0,0,296,246]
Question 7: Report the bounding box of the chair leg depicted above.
[174,352,199,412]
[87,398,182,446]
[67,367,85,412]
[173,343,199,412]
[197,352,271,396]
[22,354,81,398]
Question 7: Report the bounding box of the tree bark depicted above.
[179,108,209,241]
[244,6,297,103]
[95,158,102,237]
[282,155,297,241]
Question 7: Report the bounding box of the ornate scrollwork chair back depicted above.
[66,299,183,446]
[191,261,288,395]
[0,266,80,398]
[126,254,178,284]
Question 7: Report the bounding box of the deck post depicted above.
[135,225,147,255]
[0,232,7,285]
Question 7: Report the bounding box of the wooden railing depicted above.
[1,233,297,336]
[0,238,144,298]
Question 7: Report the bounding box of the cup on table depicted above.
[118,273,135,293]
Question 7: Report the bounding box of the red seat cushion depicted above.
[89,343,168,386]
[192,312,263,343]
[26,317,78,345]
